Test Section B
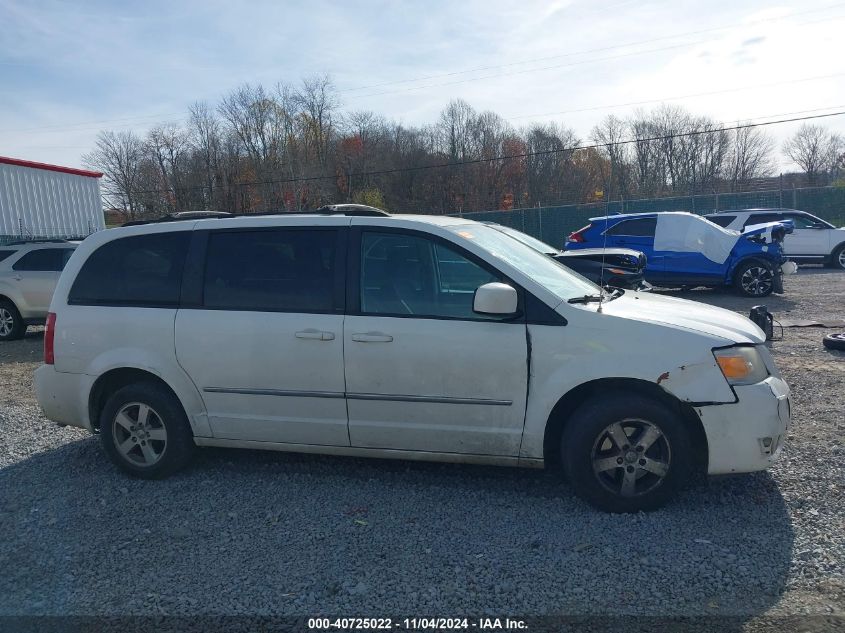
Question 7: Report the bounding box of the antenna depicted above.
[597,157,612,314]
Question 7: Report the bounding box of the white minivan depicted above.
[35,206,791,512]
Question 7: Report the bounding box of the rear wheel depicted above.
[734,260,775,297]
[100,382,194,478]
[561,393,693,513]
[830,244,845,270]
[0,300,25,341]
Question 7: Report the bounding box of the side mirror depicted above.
[473,282,518,316]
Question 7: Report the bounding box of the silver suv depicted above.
[0,240,76,340]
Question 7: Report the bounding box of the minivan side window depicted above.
[360,231,499,319]
[0,250,16,263]
[69,233,189,306]
[605,217,657,237]
[203,229,337,312]
[12,248,74,272]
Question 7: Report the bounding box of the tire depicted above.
[733,259,775,297]
[830,244,845,270]
[561,393,693,513]
[0,300,25,341]
[822,333,845,351]
[100,382,194,479]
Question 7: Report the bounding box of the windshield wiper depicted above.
[567,289,625,305]
[567,294,603,304]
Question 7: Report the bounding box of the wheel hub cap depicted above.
[591,418,672,498]
[112,402,167,467]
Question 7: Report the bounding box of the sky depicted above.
[2,0,844,171]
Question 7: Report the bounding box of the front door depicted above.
[175,226,349,446]
[782,213,832,257]
[343,228,528,456]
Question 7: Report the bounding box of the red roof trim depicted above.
[0,156,103,178]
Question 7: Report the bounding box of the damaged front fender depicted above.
[653,359,736,405]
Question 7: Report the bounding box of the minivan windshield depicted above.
[488,224,560,254]
[446,224,599,301]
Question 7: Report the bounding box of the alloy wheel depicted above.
[740,266,773,296]
[838,249,845,269]
[0,308,14,337]
[112,402,168,467]
[591,418,671,497]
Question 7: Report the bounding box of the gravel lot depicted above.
[0,269,843,627]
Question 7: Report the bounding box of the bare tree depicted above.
[783,124,844,185]
[724,126,775,189]
[145,123,191,212]
[591,115,630,198]
[82,130,145,220]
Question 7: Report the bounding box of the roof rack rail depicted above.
[311,204,390,216]
[233,205,390,217]
[122,211,234,227]
[5,238,70,246]
[121,204,391,227]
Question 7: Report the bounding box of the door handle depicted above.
[12,275,21,281]
[351,332,394,343]
[295,329,335,341]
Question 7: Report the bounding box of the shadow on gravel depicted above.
[0,437,794,627]
[652,286,800,313]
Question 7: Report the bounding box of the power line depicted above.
[4,3,843,135]
[122,109,845,197]
[338,1,845,94]
[506,73,845,120]
[345,11,845,99]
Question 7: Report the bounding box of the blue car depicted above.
[565,212,793,297]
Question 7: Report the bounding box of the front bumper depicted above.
[35,365,95,431]
[698,376,790,474]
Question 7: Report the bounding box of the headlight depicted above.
[713,346,769,386]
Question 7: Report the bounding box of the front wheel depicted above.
[100,382,194,479]
[561,393,693,513]
[733,260,775,297]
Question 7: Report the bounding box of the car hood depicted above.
[591,291,764,344]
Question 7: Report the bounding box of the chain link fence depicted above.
[457,185,845,248]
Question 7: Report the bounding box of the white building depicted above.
[0,156,105,243]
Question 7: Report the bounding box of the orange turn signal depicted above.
[716,355,751,379]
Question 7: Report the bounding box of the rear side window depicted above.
[0,250,16,263]
[69,233,189,306]
[706,215,735,228]
[12,248,74,272]
[605,217,657,237]
[743,213,782,228]
[203,229,337,312]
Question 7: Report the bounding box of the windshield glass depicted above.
[447,224,599,301]
[490,224,559,254]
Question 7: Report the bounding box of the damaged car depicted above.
[36,208,790,513]
[483,222,648,290]
[566,211,795,297]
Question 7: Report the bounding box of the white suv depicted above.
[0,240,77,340]
[35,207,791,512]
[705,208,845,269]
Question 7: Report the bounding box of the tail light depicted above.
[44,312,56,365]
[568,224,591,243]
